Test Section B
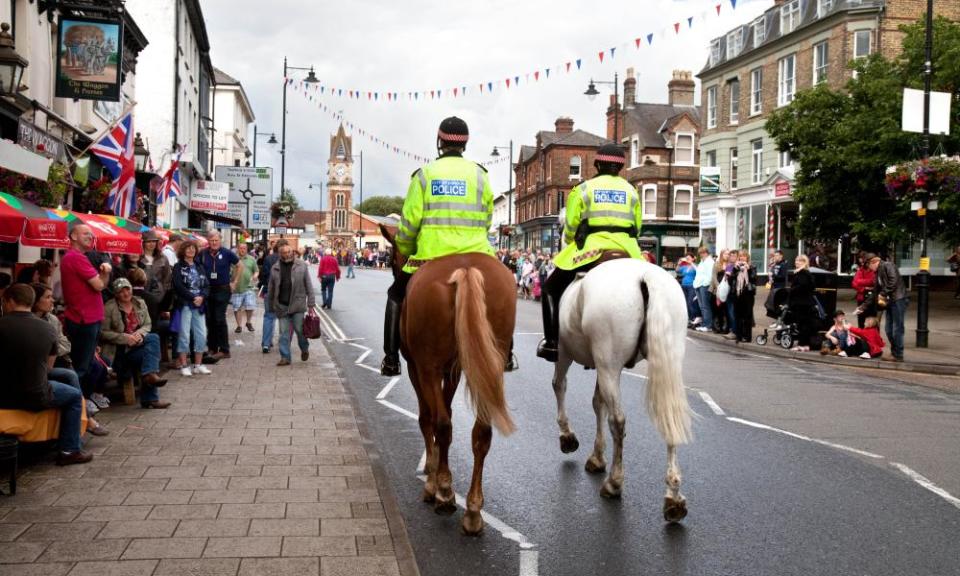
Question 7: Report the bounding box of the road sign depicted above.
[213,166,273,230]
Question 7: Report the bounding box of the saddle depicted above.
[575,250,631,280]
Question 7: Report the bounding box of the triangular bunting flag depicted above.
[453,87,458,97]
[534,71,540,81]
[688,16,694,27]
[576,58,582,69]
[487,81,493,92]
[716,3,721,15]
[635,38,641,49]
[610,47,616,58]
[506,78,511,88]
[514,75,519,86]
[674,22,680,34]
[647,33,654,45]
[566,62,571,72]
[545,68,550,78]
[731,0,737,8]
[598,51,604,63]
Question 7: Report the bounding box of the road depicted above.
[310,266,960,576]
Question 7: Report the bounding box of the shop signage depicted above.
[775,181,791,198]
[700,166,721,194]
[699,208,717,229]
[17,119,68,164]
[55,15,124,102]
[189,180,230,212]
[213,166,273,230]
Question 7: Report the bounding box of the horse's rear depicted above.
[401,253,516,535]
[553,258,692,522]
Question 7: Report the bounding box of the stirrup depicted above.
[536,339,558,362]
[380,354,401,376]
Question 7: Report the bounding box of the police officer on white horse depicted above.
[537,144,643,362]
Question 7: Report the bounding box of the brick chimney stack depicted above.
[668,70,695,106]
[554,117,574,134]
[623,67,637,109]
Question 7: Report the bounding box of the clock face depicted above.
[335,164,346,180]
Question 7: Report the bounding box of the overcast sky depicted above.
[202,0,769,210]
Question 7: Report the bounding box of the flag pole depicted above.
[67,100,138,168]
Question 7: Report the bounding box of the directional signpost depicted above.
[213,166,273,230]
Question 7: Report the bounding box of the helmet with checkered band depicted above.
[594,143,625,176]
[437,116,469,153]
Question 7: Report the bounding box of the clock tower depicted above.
[327,123,354,251]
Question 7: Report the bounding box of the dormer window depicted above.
[780,0,801,35]
[727,29,743,59]
[752,17,766,48]
[709,39,722,66]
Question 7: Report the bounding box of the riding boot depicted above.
[504,338,519,372]
[536,292,559,362]
[380,299,402,376]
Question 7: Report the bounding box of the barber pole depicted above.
[768,205,776,250]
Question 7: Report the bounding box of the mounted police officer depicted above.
[536,144,643,362]
[382,117,518,376]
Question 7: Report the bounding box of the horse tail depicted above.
[448,268,516,436]
[640,267,692,446]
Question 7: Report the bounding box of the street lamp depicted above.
[133,132,150,172]
[490,140,513,249]
[915,0,935,348]
[0,22,27,96]
[252,124,277,167]
[350,152,363,249]
[584,72,620,143]
[280,57,318,208]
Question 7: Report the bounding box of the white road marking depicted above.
[890,462,960,510]
[623,371,647,380]
[347,342,369,350]
[377,377,401,400]
[417,450,426,474]
[316,306,347,340]
[727,417,883,459]
[356,363,381,374]
[355,350,371,364]
[377,399,419,420]
[698,391,726,416]
[519,551,540,575]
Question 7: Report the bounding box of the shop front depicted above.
[638,221,701,267]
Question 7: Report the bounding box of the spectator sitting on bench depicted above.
[100,278,171,409]
[0,283,93,465]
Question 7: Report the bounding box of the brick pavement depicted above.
[0,311,415,576]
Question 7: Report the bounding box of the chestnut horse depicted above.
[380,225,516,535]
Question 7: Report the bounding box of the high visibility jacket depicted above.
[396,155,495,273]
[553,174,643,270]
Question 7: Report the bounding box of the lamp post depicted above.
[0,23,27,96]
[490,140,513,249]
[280,57,318,207]
[252,124,277,167]
[915,0,934,348]
[133,132,153,225]
[584,72,620,144]
[350,152,363,249]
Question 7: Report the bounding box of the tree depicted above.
[357,195,404,216]
[271,187,301,219]
[765,16,960,251]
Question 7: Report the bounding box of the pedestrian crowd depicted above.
[0,228,324,468]
[496,248,555,301]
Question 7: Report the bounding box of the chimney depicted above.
[554,117,574,134]
[668,70,695,106]
[623,68,637,109]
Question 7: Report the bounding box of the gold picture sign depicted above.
[55,15,123,102]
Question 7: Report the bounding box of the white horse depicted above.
[551,257,693,521]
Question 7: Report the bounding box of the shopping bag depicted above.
[304,309,322,339]
[169,307,182,334]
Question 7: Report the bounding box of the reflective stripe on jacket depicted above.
[396,155,495,273]
[553,174,643,270]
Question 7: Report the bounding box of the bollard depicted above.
[0,435,18,496]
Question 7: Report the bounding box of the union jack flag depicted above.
[157,147,183,204]
[89,112,137,219]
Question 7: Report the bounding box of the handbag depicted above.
[169,307,182,334]
[876,293,888,310]
[304,309,322,340]
[716,278,730,303]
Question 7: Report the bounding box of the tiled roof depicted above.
[518,129,608,165]
[213,67,240,85]
[624,103,701,148]
[286,210,323,228]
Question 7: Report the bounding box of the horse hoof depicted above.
[434,497,457,516]
[600,480,622,499]
[663,496,688,523]
[559,433,580,454]
[421,488,436,503]
[461,511,484,536]
[584,457,606,474]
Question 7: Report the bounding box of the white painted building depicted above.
[125,0,214,229]
[492,190,513,248]
[210,67,254,170]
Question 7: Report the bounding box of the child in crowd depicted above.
[850,316,885,359]
[822,310,857,356]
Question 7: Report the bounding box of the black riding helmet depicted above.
[594,143,626,175]
[437,116,469,153]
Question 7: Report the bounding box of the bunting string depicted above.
[285,0,739,104]
[288,86,509,167]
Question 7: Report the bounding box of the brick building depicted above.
[613,68,702,265]
[697,0,960,273]
[513,118,607,252]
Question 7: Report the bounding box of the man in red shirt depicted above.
[318,248,341,309]
[61,224,112,382]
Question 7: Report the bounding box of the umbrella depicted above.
[100,215,149,234]
[0,192,70,248]
[52,210,143,255]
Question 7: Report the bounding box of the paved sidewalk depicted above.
[0,310,416,576]
[690,287,960,375]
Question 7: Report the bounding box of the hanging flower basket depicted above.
[0,163,71,208]
[885,156,960,200]
[77,176,113,214]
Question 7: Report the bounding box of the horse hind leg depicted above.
[584,380,607,474]
[416,396,438,503]
[552,356,579,454]
[663,445,688,522]
[432,371,457,516]
[596,367,626,499]
[462,418,492,536]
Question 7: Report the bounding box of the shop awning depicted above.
[0,139,52,181]
[52,210,144,255]
[189,209,243,227]
[0,192,70,248]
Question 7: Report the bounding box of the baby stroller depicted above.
[754,302,800,349]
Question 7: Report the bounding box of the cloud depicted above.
[202,0,769,210]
